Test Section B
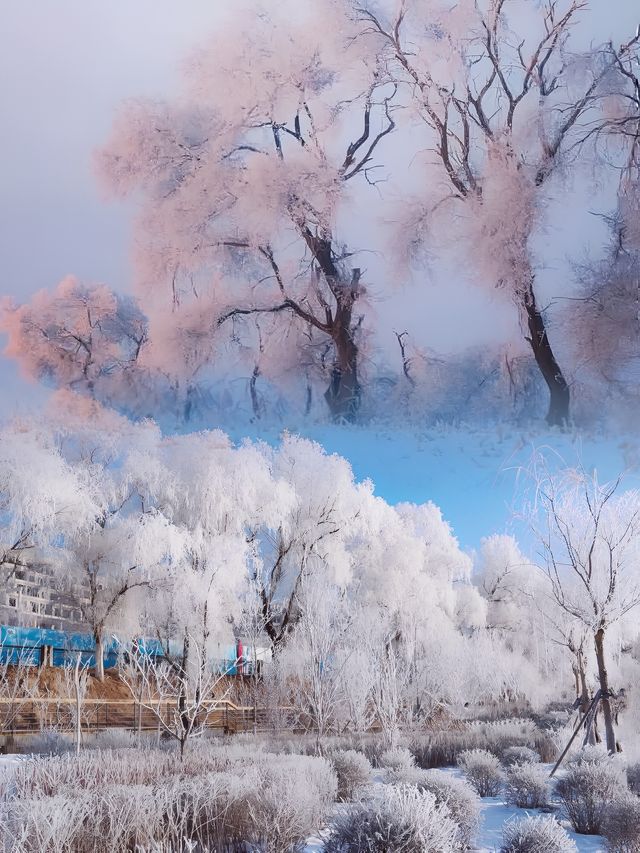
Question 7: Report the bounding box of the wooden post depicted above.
[549,690,602,778]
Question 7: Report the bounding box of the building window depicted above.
[8,597,17,608]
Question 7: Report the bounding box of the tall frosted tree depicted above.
[358,0,639,425]
[569,40,640,407]
[96,1,396,421]
[531,468,640,752]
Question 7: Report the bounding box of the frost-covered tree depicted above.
[277,577,353,750]
[141,430,291,663]
[0,277,153,415]
[569,44,640,409]
[358,0,639,425]
[0,421,99,585]
[530,467,640,751]
[0,411,187,681]
[95,1,396,421]
[249,435,367,651]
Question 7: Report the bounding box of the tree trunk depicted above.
[74,655,82,756]
[299,228,362,422]
[594,628,617,754]
[522,280,570,426]
[574,648,597,745]
[94,634,105,682]
[325,321,360,422]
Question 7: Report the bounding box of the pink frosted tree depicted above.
[569,41,640,406]
[95,1,396,421]
[357,0,639,425]
[1,277,153,415]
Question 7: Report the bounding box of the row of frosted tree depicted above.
[2,403,640,751]
[2,0,640,427]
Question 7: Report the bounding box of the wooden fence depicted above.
[0,698,291,737]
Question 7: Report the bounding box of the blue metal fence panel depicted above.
[0,625,255,674]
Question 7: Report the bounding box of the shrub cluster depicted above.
[328,749,372,801]
[410,719,555,769]
[500,815,577,853]
[601,791,640,853]
[555,746,628,835]
[378,746,416,771]
[626,761,640,795]
[457,748,503,797]
[1,745,337,852]
[501,746,540,766]
[323,784,460,853]
[388,767,480,849]
[505,762,550,809]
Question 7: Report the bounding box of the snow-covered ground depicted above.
[475,796,603,853]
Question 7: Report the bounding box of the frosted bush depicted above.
[471,719,537,752]
[601,791,640,852]
[2,793,94,852]
[91,783,165,850]
[500,815,577,853]
[323,784,460,853]
[19,728,74,756]
[85,729,140,750]
[389,767,480,848]
[329,749,372,801]
[505,762,550,809]
[626,761,640,795]
[457,749,503,797]
[10,748,178,797]
[555,746,628,834]
[3,746,337,852]
[502,746,540,766]
[379,746,415,771]
[249,755,337,851]
[410,720,553,770]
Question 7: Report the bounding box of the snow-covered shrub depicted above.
[329,749,372,801]
[92,782,166,850]
[500,815,577,853]
[501,746,539,766]
[626,761,640,795]
[248,755,337,851]
[601,791,640,852]
[410,732,478,769]
[4,746,336,852]
[389,767,480,849]
[379,746,416,771]
[10,748,178,797]
[410,720,553,770]
[505,762,550,809]
[457,749,503,797]
[85,729,141,750]
[1,793,94,852]
[323,784,460,853]
[555,747,628,834]
[2,775,243,852]
[19,728,74,756]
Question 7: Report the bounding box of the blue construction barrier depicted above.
[0,625,258,674]
[0,625,120,669]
